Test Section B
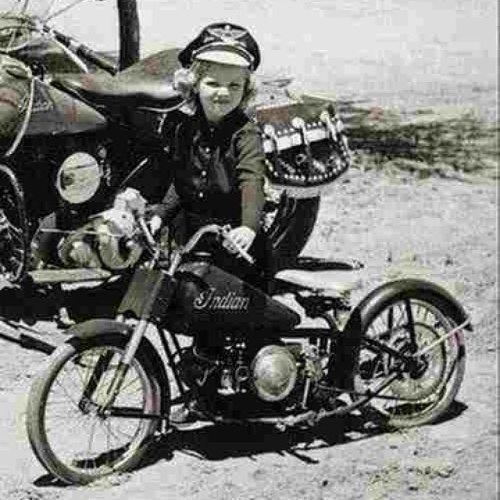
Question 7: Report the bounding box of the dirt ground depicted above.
[0,165,497,500]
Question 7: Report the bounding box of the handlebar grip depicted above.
[221,227,255,265]
[51,29,118,75]
[76,46,118,75]
[234,244,255,265]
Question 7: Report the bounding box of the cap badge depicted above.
[206,25,248,44]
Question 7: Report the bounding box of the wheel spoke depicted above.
[31,341,160,482]
[353,297,465,428]
[0,168,28,283]
[404,299,417,349]
[387,306,394,335]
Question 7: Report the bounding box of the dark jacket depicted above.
[155,107,266,239]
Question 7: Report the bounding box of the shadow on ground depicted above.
[147,400,468,465]
[31,399,468,488]
[145,413,392,466]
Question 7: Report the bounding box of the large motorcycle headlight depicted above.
[55,152,102,204]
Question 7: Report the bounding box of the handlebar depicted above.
[183,224,255,265]
[44,26,118,75]
[135,218,255,275]
[0,15,118,75]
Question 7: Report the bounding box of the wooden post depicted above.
[117,0,140,70]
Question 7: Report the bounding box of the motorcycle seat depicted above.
[52,73,183,109]
[274,268,363,297]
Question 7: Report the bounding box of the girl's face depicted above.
[196,63,247,123]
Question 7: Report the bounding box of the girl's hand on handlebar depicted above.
[223,226,256,256]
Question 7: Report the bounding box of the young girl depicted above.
[150,23,269,287]
[150,24,269,423]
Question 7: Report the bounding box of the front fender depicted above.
[65,318,133,338]
[331,278,471,388]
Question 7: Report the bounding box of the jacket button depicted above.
[201,170,207,177]
[198,192,205,199]
[204,147,211,153]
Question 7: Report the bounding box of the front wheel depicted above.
[26,333,163,484]
[353,293,466,428]
[0,164,29,283]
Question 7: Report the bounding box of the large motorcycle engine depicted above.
[57,188,145,270]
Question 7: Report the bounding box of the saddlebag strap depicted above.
[255,99,351,197]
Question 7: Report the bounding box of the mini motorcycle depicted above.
[26,197,470,485]
[0,11,350,328]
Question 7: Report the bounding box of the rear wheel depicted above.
[265,195,320,267]
[0,165,28,283]
[353,295,466,428]
[26,333,163,484]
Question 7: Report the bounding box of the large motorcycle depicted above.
[0,9,349,327]
[25,197,470,484]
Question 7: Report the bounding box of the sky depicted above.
[1,0,497,116]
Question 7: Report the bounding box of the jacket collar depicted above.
[193,101,248,138]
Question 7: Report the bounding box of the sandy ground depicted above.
[0,167,497,500]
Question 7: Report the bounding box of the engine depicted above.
[177,342,324,405]
[56,188,146,270]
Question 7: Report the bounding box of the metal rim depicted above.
[0,165,29,283]
[40,344,156,479]
[355,298,459,422]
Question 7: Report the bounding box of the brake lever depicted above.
[220,225,255,265]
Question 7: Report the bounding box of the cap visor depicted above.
[194,50,250,68]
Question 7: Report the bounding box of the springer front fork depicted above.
[94,317,152,413]
[84,267,175,415]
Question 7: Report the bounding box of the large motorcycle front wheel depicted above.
[352,294,466,428]
[26,333,163,485]
[0,164,29,283]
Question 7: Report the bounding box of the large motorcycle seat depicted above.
[51,72,183,109]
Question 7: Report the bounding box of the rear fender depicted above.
[65,319,170,411]
[331,279,471,388]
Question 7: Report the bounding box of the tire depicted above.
[266,196,320,268]
[0,164,29,283]
[352,293,466,428]
[26,333,163,485]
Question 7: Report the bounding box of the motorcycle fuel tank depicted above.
[0,55,31,138]
[0,55,106,140]
[25,79,107,136]
[168,260,301,335]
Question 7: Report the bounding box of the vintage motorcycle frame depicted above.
[25,205,470,485]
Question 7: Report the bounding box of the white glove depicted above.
[223,226,256,256]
